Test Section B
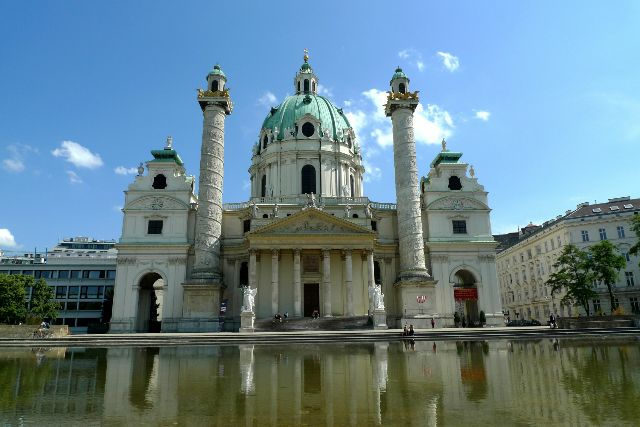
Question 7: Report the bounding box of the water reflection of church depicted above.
[109,52,502,332]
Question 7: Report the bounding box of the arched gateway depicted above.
[136,272,164,332]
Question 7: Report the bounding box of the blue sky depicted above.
[1,1,639,253]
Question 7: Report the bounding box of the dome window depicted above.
[262,134,268,149]
[261,175,267,197]
[304,79,310,92]
[448,176,462,190]
[350,175,355,197]
[301,122,315,138]
[312,81,316,93]
[152,174,167,190]
[301,165,316,194]
[211,80,219,92]
[398,82,406,94]
[298,81,301,93]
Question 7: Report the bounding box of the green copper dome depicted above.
[261,93,352,141]
[390,66,408,82]
[207,64,226,79]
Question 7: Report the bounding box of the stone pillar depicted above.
[367,250,375,313]
[249,249,257,289]
[343,249,354,316]
[271,249,279,315]
[322,249,332,316]
[385,91,430,281]
[293,249,302,317]
[192,103,230,280]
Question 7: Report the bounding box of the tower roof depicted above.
[390,66,408,83]
[207,64,226,79]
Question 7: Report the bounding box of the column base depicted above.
[240,311,255,332]
[373,309,388,330]
[108,317,136,333]
[181,280,224,330]
[394,278,439,328]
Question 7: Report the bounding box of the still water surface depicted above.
[1,339,639,426]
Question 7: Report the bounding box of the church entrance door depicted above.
[304,283,319,317]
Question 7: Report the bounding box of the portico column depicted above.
[322,249,332,316]
[249,249,257,289]
[271,249,279,315]
[367,250,375,313]
[343,249,354,316]
[293,249,302,317]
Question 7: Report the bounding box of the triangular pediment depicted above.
[250,207,374,236]
[426,196,489,211]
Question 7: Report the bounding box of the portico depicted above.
[244,207,376,319]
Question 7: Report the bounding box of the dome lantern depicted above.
[390,66,410,94]
[206,64,227,93]
[294,48,319,95]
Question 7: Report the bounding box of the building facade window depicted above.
[452,220,467,234]
[581,230,589,242]
[599,228,607,240]
[631,297,640,314]
[148,220,163,235]
[301,165,316,194]
[624,252,631,262]
[593,299,601,313]
[617,226,625,238]
[625,271,635,287]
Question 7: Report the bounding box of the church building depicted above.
[109,53,502,332]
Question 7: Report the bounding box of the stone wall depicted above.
[558,316,638,329]
[0,325,69,338]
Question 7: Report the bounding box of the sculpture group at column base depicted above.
[180,280,224,332]
[373,309,388,330]
[240,311,255,333]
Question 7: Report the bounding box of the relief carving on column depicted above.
[117,256,137,265]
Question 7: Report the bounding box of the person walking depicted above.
[431,317,435,329]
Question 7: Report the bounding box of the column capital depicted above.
[293,248,302,256]
[322,248,332,257]
[271,248,280,257]
[342,248,352,257]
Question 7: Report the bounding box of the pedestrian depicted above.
[402,325,408,336]
[408,324,415,336]
[549,313,556,329]
[431,317,435,329]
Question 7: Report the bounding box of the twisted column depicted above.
[192,104,227,280]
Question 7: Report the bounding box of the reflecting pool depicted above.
[1,339,640,426]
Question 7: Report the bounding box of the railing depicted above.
[222,197,397,211]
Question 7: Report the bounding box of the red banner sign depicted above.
[454,288,478,301]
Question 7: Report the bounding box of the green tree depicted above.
[546,244,596,315]
[588,240,626,314]
[629,215,640,267]
[0,274,28,324]
[29,278,58,321]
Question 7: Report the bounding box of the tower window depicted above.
[398,83,406,94]
[371,221,378,231]
[302,122,315,137]
[448,176,462,190]
[304,79,310,92]
[243,219,251,233]
[301,165,316,194]
[262,134,268,149]
[452,220,467,234]
[212,80,219,92]
[147,220,163,235]
[152,174,167,190]
[312,81,316,92]
[261,175,267,198]
[297,81,301,92]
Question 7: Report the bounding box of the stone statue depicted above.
[342,184,350,197]
[441,138,447,152]
[137,162,144,176]
[344,204,351,218]
[241,286,257,313]
[365,203,372,218]
[307,193,317,208]
[373,284,385,310]
[165,136,173,149]
[272,203,279,218]
[251,202,259,218]
[469,165,475,178]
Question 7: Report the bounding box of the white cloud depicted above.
[317,84,333,97]
[0,229,17,248]
[52,140,103,169]
[436,51,460,72]
[345,110,368,137]
[2,158,25,172]
[113,205,123,212]
[66,170,83,184]
[242,180,251,190]
[257,91,277,107]
[370,128,393,148]
[397,48,425,72]
[114,166,138,175]
[362,159,382,183]
[2,144,37,173]
[475,110,491,121]
[413,103,454,144]
[343,100,353,107]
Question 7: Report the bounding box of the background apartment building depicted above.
[495,196,639,320]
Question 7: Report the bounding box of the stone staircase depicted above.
[253,316,371,332]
